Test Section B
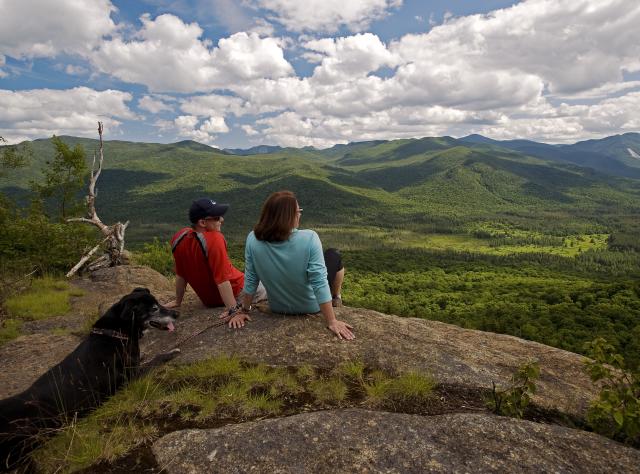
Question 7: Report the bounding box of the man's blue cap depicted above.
[189,198,229,223]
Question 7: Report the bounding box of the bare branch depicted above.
[67,217,96,224]
[66,121,130,276]
[66,238,108,278]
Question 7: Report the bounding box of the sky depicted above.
[0,0,639,149]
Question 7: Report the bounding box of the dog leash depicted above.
[167,314,233,352]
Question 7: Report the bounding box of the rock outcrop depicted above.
[153,409,640,473]
[146,304,596,418]
[2,266,637,472]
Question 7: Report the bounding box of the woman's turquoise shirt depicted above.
[243,229,332,314]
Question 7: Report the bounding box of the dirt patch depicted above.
[0,333,81,399]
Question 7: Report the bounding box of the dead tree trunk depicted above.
[66,122,129,278]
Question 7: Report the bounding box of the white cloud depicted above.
[0,0,116,59]
[395,0,640,96]
[91,14,293,92]
[138,95,174,114]
[227,0,640,146]
[0,55,6,78]
[65,64,89,75]
[550,81,640,100]
[172,114,229,144]
[241,124,260,136]
[304,33,398,84]
[180,94,245,116]
[247,0,402,33]
[201,116,229,133]
[0,87,135,142]
[578,91,640,134]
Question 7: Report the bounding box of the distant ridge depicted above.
[224,145,284,155]
[172,140,224,153]
[460,132,640,178]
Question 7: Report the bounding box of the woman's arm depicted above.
[308,232,355,340]
[319,301,355,340]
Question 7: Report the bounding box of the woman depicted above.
[228,191,355,340]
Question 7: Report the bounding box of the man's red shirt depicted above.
[171,227,244,307]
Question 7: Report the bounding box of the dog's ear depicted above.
[132,287,150,294]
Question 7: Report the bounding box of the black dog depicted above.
[0,287,179,471]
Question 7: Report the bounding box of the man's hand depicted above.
[228,312,251,328]
[164,300,181,309]
[327,320,355,340]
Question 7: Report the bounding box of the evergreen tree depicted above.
[33,136,88,220]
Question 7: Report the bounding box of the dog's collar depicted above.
[91,328,129,341]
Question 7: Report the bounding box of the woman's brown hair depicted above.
[254,190,298,242]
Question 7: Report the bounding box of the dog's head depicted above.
[98,288,178,336]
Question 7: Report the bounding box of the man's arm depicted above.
[165,275,187,308]
[217,280,238,310]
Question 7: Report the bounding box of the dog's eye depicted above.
[152,305,159,311]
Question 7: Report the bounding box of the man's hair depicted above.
[254,190,298,242]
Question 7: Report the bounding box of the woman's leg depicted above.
[324,248,344,306]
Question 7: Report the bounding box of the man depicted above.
[166,198,263,313]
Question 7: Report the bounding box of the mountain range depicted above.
[2,132,640,242]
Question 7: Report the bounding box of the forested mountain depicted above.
[460,132,640,179]
[2,134,640,242]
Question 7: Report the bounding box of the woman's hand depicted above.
[327,319,355,340]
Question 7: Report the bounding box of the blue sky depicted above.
[1,0,639,148]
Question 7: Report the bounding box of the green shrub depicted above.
[133,238,174,276]
[487,361,540,418]
[0,202,96,275]
[584,338,639,445]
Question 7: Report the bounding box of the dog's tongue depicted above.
[168,321,175,332]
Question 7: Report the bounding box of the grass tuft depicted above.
[30,357,439,471]
[167,356,242,385]
[309,377,348,405]
[295,363,316,382]
[4,276,84,320]
[33,418,158,474]
[363,370,393,407]
[388,371,436,402]
[0,318,22,346]
[337,360,365,382]
[242,394,283,417]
